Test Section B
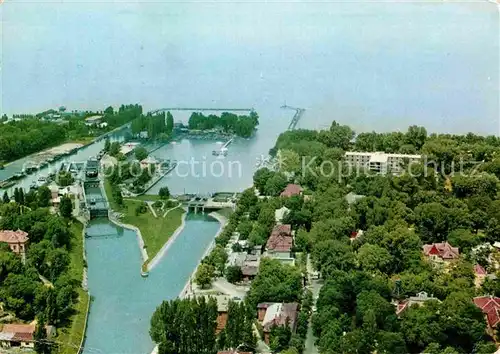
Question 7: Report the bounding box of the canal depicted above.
[83,214,220,354]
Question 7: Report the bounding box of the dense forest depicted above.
[131,111,174,140]
[0,187,80,353]
[0,104,143,163]
[187,111,259,138]
[150,121,500,354]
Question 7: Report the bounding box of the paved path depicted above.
[212,278,248,299]
[163,202,182,218]
[304,254,323,354]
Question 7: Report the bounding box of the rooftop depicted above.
[280,184,303,198]
[261,302,299,332]
[266,225,293,252]
[0,230,29,244]
[423,242,460,260]
[474,296,500,328]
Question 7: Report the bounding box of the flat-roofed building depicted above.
[344,151,421,175]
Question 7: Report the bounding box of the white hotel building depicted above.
[344,151,422,174]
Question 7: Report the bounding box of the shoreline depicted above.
[178,211,227,299]
[147,207,187,272]
[108,216,149,265]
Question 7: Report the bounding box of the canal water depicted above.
[84,214,220,354]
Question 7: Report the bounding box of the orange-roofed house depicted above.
[422,242,459,263]
[280,184,303,198]
[473,296,500,336]
[0,230,29,263]
[0,323,55,349]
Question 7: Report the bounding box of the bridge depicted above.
[149,107,255,115]
[281,105,305,131]
[181,193,237,213]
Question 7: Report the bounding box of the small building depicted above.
[84,115,103,126]
[474,264,488,288]
[257,302,299,344]
[394,291,440,316]
[275,206,290,224]
[0,323,55,349]
[344,151,421,175]
[422,242,459,263]
[266,224,293,259]
[0,230,29,259]
[280,184,303,198]
[473,296,500,335]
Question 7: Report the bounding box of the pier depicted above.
[149,107,254,115]
[140,162,178,194]
[212,138,233,156]
[281,105,305,130]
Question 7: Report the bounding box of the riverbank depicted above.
[178,211,227,299]
[150,211,227,354]
[56,220,90,354]
[147,206,187,271]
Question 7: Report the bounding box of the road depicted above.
[304,255,323,354]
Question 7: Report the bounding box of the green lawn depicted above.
[105,179,184,263]
[56,220,89,354]
[57,289,89,354]
[120,200,185,263]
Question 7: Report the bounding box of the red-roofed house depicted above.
[473,296,500,334]
[257,302,299,344]
[422,242,459,263]
[0,323,55,349]
[266,224,293,259]
[0,230,29,262]
[280,184,303,198]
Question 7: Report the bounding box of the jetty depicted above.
[149,107,254,115]
[281,105,305,131]
[141,162,178,194]
[212,138,233,156]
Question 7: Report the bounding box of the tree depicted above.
[57,171,74,187]
[166,111,174,135]
[158,187,170,200]
[405,125,427,150]
[264,173,288,196]
[150,297,218,354]
[135,147,148,161]
[311,240,356,276]
[104,138,111,152]
[225,265,243,284]
[253,168,274,194]
[59,195,73,218]
[247,258,302,307]
[195,263,215,289]
[37,187,52,208]
[2,191,9,203]
[238,188,258,211]
[447,229,478,251]
[34,314,52,354]
[109,142,121,157]
[357,244,393,273]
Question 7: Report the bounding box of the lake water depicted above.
[1,1,498,136]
